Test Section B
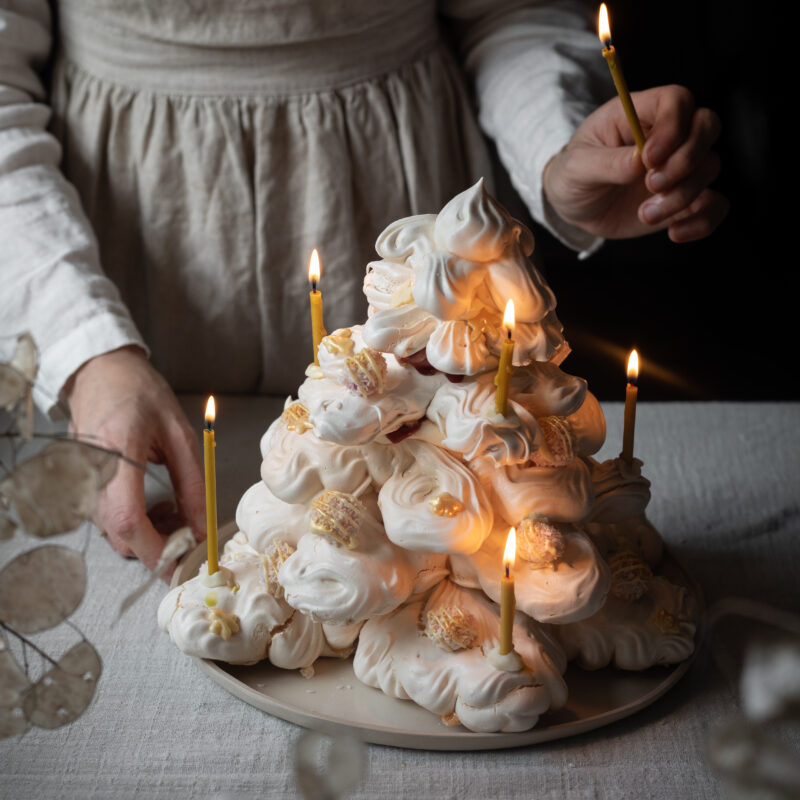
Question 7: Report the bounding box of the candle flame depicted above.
[598,3,611,46]
[503,527,516,570]
[308,248,321,285]
[205,395,216,425]
[503,299,515,335]
[627,349,639,382]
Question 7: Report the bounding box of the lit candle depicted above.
[598,3,646,153]
[308,249,326,365]
[499,527,517,655]
[621,349,639,464]
[204,396,218,575]
[494,300,515,416]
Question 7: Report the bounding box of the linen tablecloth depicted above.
[2,398,799,799]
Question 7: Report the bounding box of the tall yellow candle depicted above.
[499,527,517,655]
[494,300,515,416]
[598,4,646,153]
[204,395,218,575]
[308,248,326,365]
[621,349,639,465]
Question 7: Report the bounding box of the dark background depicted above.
[515,0,782,401]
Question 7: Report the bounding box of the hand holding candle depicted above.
[621,349,639,465]
[203,396,218,575]
[308,249,326,365]
[494,300,515,416]
[598,3,645,153]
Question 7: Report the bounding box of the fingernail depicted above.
[641,196,665,224]
[648,170,667,193]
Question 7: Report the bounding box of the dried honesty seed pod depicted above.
[281,402,314,434]
[0,440,117,537]
[322,329,355,355]
[22,640,101,730]
[206,608,240,640]
[0,636,31,739]
[341,348,387,397]
[261,539,295,598]
[530,416,574,467]
[0,516,17,541]
[516,515,566,568]
[309,491,365,549]
[609,551,653,603]
[0,545,86,634]
[424,605,477,652]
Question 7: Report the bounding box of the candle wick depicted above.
[505,564,510,579]
[506,328,511,341]
[311,280,317,293]
[205,420,215,431]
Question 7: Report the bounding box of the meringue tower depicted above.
[159,180,698,733]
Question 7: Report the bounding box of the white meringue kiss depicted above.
[511,362,588,418]
[234,481,309,552]
[425,320,497,375]
[584,456,652,523]
[353,580,568,733]
[379,440,494,554]
[375,214,436,266]
[426,374,541,466]
[433,178,530,262]
[450,525,610,624]
[484,252,556,324]
[363,259,415,313]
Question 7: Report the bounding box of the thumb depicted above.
[162,420,208,543]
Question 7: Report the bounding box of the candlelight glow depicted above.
[503,527,517,570]
[205,395,216,425]
[308,248,321,285]
[627,349,639,382]
[598,3,611,46]
[502,299,515,335]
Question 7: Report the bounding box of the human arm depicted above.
[0,1,205,567]
[442,1,726,249]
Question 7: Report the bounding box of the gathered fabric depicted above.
[0,0,604,410]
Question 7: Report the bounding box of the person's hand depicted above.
[66,346,206,571]
[543,84,729,243]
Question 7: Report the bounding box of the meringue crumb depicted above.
[300,666,315,679]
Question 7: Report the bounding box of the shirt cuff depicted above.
[35,311,148,419]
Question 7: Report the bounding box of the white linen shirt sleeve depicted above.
[0,0,146,416]
[442,0,611,255]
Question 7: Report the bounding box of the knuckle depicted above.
[667,84,694,111]
[106,505,144,543]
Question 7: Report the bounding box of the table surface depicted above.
[2,397,799,800]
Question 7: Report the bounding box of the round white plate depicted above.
[174,523,700,750]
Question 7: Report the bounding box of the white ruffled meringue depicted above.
[450,523,610,624]
[261,424,374,504]
[425,373,541,466]
[353,580,568,733]
[298,326,445,446]
[412,251,484,320]
[279,494,447,625]
[362,304,438,357]
[362,259,415,313]
[553,576,697,670]
[511,362,588,418]
[433,178,530,262]
[471,456,594,525]
[158,539,355,667]
[484,251,555,324]
[584,456,652,523]
[379,440,494,554]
